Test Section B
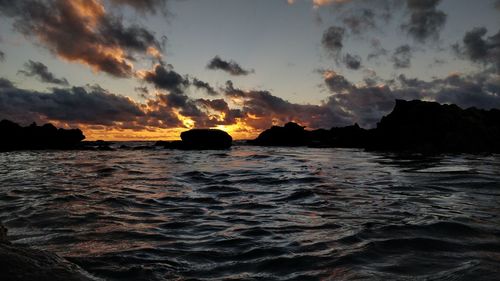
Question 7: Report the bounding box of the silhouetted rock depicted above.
[0,120,85,151]
[158,129,233,150]
[162,140,185,149]
[369,100,500,153]
[250,121,369,148]
[330,124,370,148]
[154,141,169,146]
[250,122,309,146]
[251,100,500,153]
[181,129,232,150]
[0,223,97,281]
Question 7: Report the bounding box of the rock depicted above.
[0,223,98,281]
[249,122,309,146]
[154,141,169,146]
[0,120,85,151]
[249,122,369,148]
[162,140,185,150]
[369,100,500,153]
[329,123,370,148]
[180,129,232,150]
[250,100,500,153]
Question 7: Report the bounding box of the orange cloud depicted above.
[4,0,162,78]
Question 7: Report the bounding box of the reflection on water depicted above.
[1,145,500,280]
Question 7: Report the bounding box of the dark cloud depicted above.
[192,78,218,96]
[325,86,410,128]
[135,86,149,99]
[0,76,239,130]
[321,26,345,57]
[150,92,240,128]
[0,0,162,78]
[496,0,500,10]
[18,60,68,85]
[0,50,4,61]
[195,98,243,126]
[224,80,349,130]
[367,38,388,61]
[108,0,167,14]
[342,8,376,35]
[391,44,413,68]
[142,64,189,94]
[402,0,447,42]
[0,81,145,126]
[322,70,355,93]
[343,53,362,70]
[321,70,500,128]
[0,78,14,89]
[207,56,253,76]
[398,71,500,110]
[453,27,500,72]
[319,71,420,127]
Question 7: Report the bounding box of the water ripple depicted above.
[1,146,500,280]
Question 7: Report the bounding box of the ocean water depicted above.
[1,144,500,280]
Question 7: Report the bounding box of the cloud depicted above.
[108,0,167,14]
[18,60,69,85]
[141,64,189,94]
[391,44,413,68]
[207,56,254,76]
[0,76,239,130]
[0,50,4,62]
[322,70,355,93]
[343,53,362,70]
[2,66,499,138]
[320,70,500,128]
[224,80,350,129]
[0,78,14,89]
[453,27,500,72]
[135,86,150,99]
[342,8,376,34]
[321,26,345,57]
[0,81,145,126]
[192,78,218,96]
[312,0,351,8]
[402,0,447,42]
[0,0,162,78]
[367,38,388,61]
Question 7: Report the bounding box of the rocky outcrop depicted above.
[0,223,98,281]
[0,120,85,151]
[329,124,370,148]
[368,99,500,153]
[249,122,369,148]
[250,100,500,153]
[249,122,309,146]
[158,129,233,150]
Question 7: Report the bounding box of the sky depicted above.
[0,0,499,140]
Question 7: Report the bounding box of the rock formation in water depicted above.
[250,100,500,153]
[368,99,500,153]
[249,122,310,146]
[0,120,85,151]
[159,129,233,150]
[249,121,369,148]
[0,223,97,281]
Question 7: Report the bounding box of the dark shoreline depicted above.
[2,99,500,154]
[0,223,99,281]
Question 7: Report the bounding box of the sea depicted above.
[1,143,499,280]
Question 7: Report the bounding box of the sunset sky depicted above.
[0,0,499,140]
